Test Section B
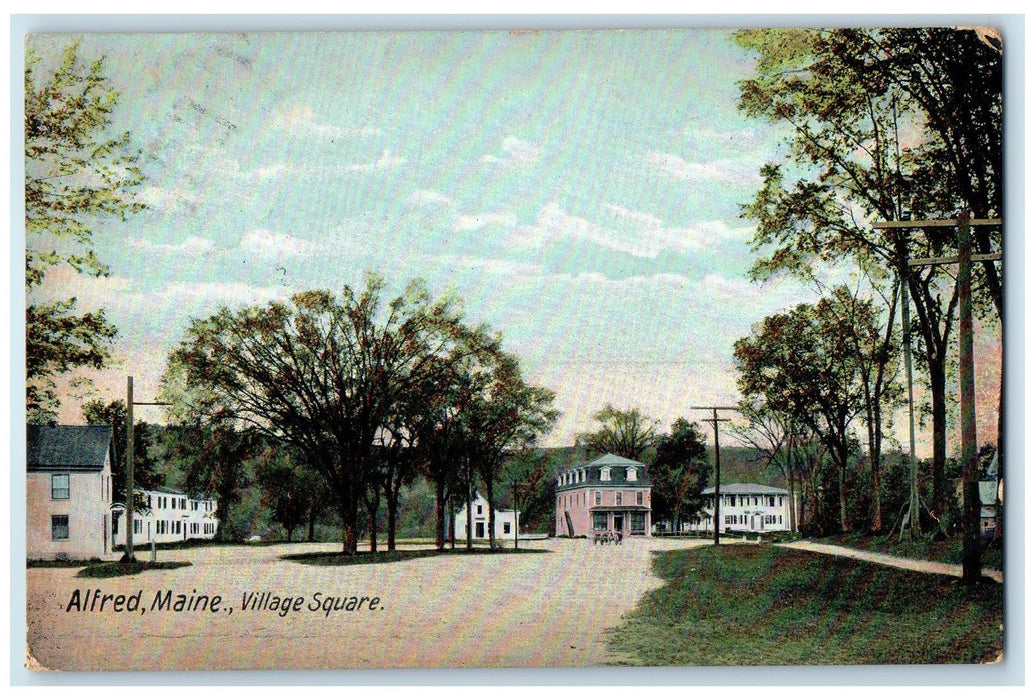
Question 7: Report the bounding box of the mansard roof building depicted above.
[554,453,651,538]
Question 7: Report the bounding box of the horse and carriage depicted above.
[592,529,623,545]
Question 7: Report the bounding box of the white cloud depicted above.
[646,151,761,189]
[481,136,542,166]
[453,211,517,231]
[239,229,317,258]
[343,149,407,173]
[137,186,199,210]
[507,203,752,259]
[431,255,540,277]
[407,189,454,207]
[604,204,663,229]
[273,104,382,140]
[155,280,288,309]
[127,235,215,256]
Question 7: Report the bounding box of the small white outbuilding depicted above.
[447,492,520,541]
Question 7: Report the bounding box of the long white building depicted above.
[112,486,219,547]
[683,483,792,534]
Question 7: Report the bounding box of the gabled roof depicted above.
[451,492,519,516]
[582,453,645,468]
[27,425,112,471]
[701,483,789,496]
[979,481,998,507]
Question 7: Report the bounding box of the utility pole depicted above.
[512,479,521,551]
[690,406,739,546]
[120,376,172,563]
[873,214,1001,584]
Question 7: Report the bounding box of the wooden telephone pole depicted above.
[873,214,1002,585]
[120,376,171,563]
[689,406,739,546]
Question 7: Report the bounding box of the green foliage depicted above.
[161,422,259,541]
[81,398,163,501]
[25,41,146,420]
[256,445,315,542]
[163,273,554,554]
[650,418,709,530]
[577,404,657,463]
[734,28,1005,518]
[609,546,1002,665]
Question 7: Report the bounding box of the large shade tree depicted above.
[25,42,146,422]
[735,28,1002,517]
[163,274,485,554]
[455,352,558,550]
[650,418,709,533]
[577,405,657,463]
[734,293,882,532]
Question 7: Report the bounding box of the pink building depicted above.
[555,453,651,538]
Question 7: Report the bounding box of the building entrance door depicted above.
[475,522,485,538]
[613,515,624,533]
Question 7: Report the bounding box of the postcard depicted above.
[22,27,1005,673]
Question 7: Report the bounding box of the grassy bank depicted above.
[76,561,192,578]
[609,545,1002,666]
[817,532,1003,571]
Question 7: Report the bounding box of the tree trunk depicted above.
[307,503,316,542]
[930,360,948,516]
[386,487,399,552]
[340,490,359,555]
[486,476,496,550]
[465,470,473,551]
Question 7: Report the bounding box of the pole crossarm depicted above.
[910,253,1002,266]
[871,213,999,583]
[873,218,1002,229]
[689,404,740,546]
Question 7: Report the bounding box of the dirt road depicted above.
[26,537,714,671]
[776,540,1004,583]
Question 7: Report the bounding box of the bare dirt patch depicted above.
[26,537,713,671]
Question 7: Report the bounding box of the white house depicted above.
[682,483,792,534]
[27,425,114,560]
[448,492,520,541]
[112,486,219,547]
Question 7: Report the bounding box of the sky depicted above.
[24,29,1002,451]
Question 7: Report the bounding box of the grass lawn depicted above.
[284,546,547,566]
[75,561,192,578]
[609,545,1002,666]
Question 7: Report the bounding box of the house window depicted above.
[600,467,611,481]
[52,515,69,540]
[631,512,646,534]
[592,513,607,530]
[477,505,483,515]
[503,522,511,534]
[626,467,637,481]
[767,496,775,507]
[51,473,70,500]
[616,492,623,506]
[637,492,643,505]
[595,491,602,506]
